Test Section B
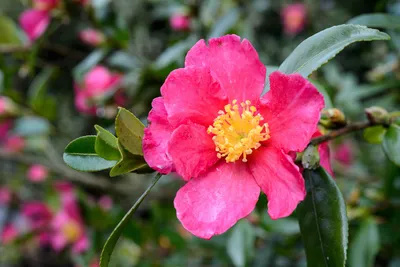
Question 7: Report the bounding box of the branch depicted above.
[310,121,374,146]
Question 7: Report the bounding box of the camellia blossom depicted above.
[50,182,89,253]
[79,28,105,46]
[19,10,50,42]
[1,224,18,244]
[74,66,122,115]
[33,0,59,11]
[143,35,324,238]
[0,120,12,141]
[4,135,25,153]
[27,164,49,182]
[281,3,307,35]
[170,14,191,31]
[22,201,53,230]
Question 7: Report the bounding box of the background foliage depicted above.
[0,0,399,266]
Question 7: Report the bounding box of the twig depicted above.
[310,121,374,146]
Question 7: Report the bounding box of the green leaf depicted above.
[0,15,23,45]
[95,125,121,161]
[348,218,380,267]
[227,220,255,267]
[208,8,239,38]
[154,36,196,69]
[13,116,51,136]
[298,168,348,267]
[279,25,390,77]
[115,108,145,156]
[109,141,149,177]
[348,13,400,30]
[28,67,57,120]
[363,126,386,144]
[63,136,118,172]
[100,173,162,267]
[382,124,400,166]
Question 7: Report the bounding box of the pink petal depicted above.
[168,123,219,180]
[174,161,260,239]
[72,234,89,254]
[143,97,174,174]
[185,35,265,104]
[312,131,333,176]
[249,146,306,220]
[260,71,324,153]
[161,66,226,127]
[19,10,50,42]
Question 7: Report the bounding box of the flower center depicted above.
[62,221,81,243]
[207,100,270,163]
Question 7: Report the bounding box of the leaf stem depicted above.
[100,172,163,267]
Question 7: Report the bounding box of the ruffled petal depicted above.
[185,35,266,104]
[143,97,174,174]
[174,161,260,239]
[168,123,219,180]
[161,66,226,127]
[259,71,324,152]
[249,146,305,220]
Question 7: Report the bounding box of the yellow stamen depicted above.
[207,100,270,163]
[62,222,81,243]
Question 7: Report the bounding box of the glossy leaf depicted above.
[363,126,386,144]
[348,218,380,267]
[348,13,400,30]
[382,124,400,166]
[115,108,145,156]
[279,25,390,77]
[208,8,239,38]
[63,136,118,172]
[0,15,23,45]
[100,173,163,267]
[298,168,348,267]
[95,125,121,161]
[109,141,149,177]
[227,220,255,267]
[154,36,196,69]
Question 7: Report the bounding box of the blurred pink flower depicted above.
[98,195,113,211]
[89,257,100,267]
[4,135,25,153]
[50,182,90,254]
[1,224,18,244]
[0,97,7,115]
[33,0,59,11]
[0,187,11,205]
[334,142,353,166]
[281,3,307,35]
[74,66,123,115]
[79,29,105,46]
[0,120,12,141]
[170,14,191,31]
[27,164,49,183]
[19,9,50,42]
[22,201,53,230]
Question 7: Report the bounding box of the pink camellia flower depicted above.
[281,3,307,35]
[79,28,105,46]
[0,187,11,205]
[4,135,25,153]
[33,0,59,11]
[143,35,324,239]
[334,142,353,166]
[313,131,333,176]
[19,9,50,42]
[170,14,191,31]
[50,182,89,254]
[22,201,53,230]
[1,224,18,244]
[0,120,12,141]
[98,195,113,211]
[27,164,49,183]
[74,66,122,115]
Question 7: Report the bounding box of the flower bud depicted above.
[79,29,105,47]
[281,3,307,35]
[365,106,389,125]
[301,145,320,170]
[170,13,191,31]
[320,108,346,128]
